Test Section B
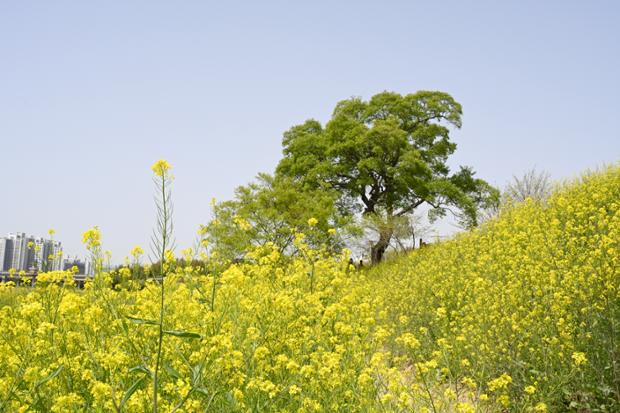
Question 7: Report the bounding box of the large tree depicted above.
[276,91,499,263]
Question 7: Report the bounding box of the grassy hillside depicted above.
[0,166,617,412]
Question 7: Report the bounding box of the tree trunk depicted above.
[371,227,393,264]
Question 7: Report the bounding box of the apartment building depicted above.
[0,232,63,272]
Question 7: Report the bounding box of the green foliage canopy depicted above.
[204,173,354,262]
[276,91,499,262]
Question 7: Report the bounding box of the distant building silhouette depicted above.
[62,256,93,276]
[0,232,63,272]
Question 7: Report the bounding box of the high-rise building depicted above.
[8,233,30,271]
[33,238,45,270]
[0,238,13,271]
[0,233,64,272]
[49,240,63,271]
[33,238,63,271]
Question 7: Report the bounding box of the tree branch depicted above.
[395,199,426,217]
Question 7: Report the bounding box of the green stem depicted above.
[153,174,169,413]
[210,271,216,312]
[415,363,437,413]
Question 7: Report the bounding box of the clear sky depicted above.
[1,1,618,262]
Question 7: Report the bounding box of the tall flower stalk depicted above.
[82,226,102,277]
[150,159,173,413]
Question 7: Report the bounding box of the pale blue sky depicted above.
[1,1,618,261]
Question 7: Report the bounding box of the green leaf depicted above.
[163,329,202,339]
[35,365,63,388]
[195,387,210,397]
[129,364,151,376]
[126,316,159,325]
[163,363,182,380]
[190,364,203,385]
[120,376,146,408]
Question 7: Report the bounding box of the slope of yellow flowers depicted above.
[0,166,617,412]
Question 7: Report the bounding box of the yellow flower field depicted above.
[0,166,618,412]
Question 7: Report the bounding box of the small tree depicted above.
[391,212,431,252]
[504,168,552,203]
[204,173,356,261]
[475,168,553,225]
